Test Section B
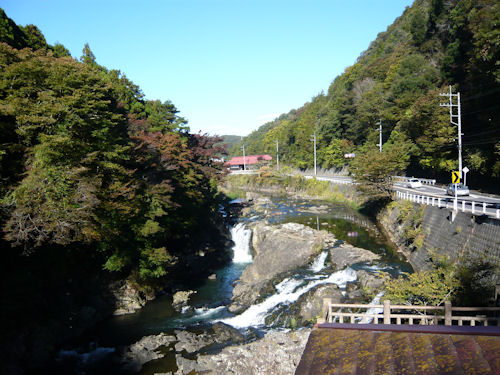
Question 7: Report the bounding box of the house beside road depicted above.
[225,154,272,170]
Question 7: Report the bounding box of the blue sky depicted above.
[2,0,414,136]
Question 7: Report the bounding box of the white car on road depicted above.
[446,183,470,196]
[406,178,422,189]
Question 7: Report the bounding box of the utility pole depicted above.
[311,132,317,175]
[276,140,279,171]
[376,119,382,152]
[440,85,463,178]
[241,144,246,171]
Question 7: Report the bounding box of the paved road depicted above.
[301,173,500,217]
[393,183,500,204]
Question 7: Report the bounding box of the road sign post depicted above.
[452,171,460,211]
[462,166,469,186]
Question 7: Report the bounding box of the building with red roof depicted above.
[225,154,272,170]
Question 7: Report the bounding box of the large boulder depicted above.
[110,280,148,315]
[328,243,380,270]
[229,222,336,313]
[296,284,344,325]
[172,290,196,312]
[193,329,311,375]
[345,269,390,303]
[121,333,176,373]
[174,322,246,353]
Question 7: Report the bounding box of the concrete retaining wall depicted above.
[381,203,500,271]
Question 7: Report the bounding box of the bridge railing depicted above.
[319,300,500,327]
[395,191,500,219]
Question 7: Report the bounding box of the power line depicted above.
[462,128,500,139]
[463,140,500,146]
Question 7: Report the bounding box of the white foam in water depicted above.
[220,267,357,328]
[231,223,252,263]
[193,306,226,319]
[309,251,328,272]
[362,291,384,324]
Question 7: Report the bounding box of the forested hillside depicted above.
[232,0,499,189]
[0,8,230,360]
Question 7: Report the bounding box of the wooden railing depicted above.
[318,299,500,327]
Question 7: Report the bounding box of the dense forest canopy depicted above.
[231,0,499,189]
[0,8,227,284]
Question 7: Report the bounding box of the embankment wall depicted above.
[380,203,500,271]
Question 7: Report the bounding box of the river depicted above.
[44,196,411,374]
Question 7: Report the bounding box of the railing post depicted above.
[320,298,332,324]
[462,201,465,212]
[438,198,441,208]
[445,301,452,326]
[383,300,391,324]
[472,202,475,214]
[483,202,487,214]
[432,197,435,206]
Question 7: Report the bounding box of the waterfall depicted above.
[362,291,384,324]
[231,223,252,263]
[220,267,357,329]
[309,251,328,273]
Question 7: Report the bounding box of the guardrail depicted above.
[395,190,500,219]
[229,169,259,175]
[394,176,437,185]
[319,300,500,327]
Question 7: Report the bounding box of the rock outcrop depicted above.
[229,222,336,313]
[229,221,381,314]
[110,280,148,315]
[172,290,196,312]
[181,329,311,375]
[173,323,246,353]
[296,284,344,324]
[328,243,380,270]
[121,333,176,373]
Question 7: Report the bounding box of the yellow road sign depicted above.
[452,171,460,184]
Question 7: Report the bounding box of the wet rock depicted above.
[110,280,147,315]
[328,243,380,270]
[229,222,335,313]
[172,290,196,312]
[357,269,389,293]
[174,323,246,353]
[296,284,344,325]
[344,270,389,303]
[122,333,176,372]
[345,283,365,303]
[193,329,311,375]
[175,355,205,374]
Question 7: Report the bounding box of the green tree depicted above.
[80,42,96,66]
[351,129,416,198]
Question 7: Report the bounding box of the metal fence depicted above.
[395,190,500,219]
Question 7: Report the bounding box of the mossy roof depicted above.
[296,324,500,374]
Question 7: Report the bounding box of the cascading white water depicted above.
[220,267,357,329]
[231,223,253,263]
[362,291,384,323]
[309,251,328,272]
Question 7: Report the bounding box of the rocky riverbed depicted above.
[47,194,409,375]
[114,199,395,374]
